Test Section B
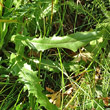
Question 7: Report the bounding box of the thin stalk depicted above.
[74,5,78,33]
[38,51,42,78]
[50,0,53,24]
[65,88,80,109]
[0,0,3,48]
[38,17,45,78]
[29,93,36,110]
[58,48,65,109]
[38,12,46,78]
[12,87,24,110]
[43,18,46,38]
[0,0,3,17]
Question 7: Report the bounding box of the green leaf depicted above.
[10,53,25,75]
[10,54,58,109]
[11,31,100,53]
[19,63,58,110]
[0,0,13,49]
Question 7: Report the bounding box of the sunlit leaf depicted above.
[18,63,58,110]
[11,31,101,53]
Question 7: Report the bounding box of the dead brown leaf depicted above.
[46,92,61,107]
[46,87,55,93]
[64,87,73,95]
[98,97,110,107]
[74,51,92,63]
[103,97,110,106]
[54,93,61,107]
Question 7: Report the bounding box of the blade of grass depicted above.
[0,0,3,49]
[64,86,80,109]
[58,48,65,109]
[12,87,24,110]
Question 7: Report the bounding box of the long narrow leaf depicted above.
[11,31,101,52]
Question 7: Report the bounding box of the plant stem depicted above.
[0,0,3,17]
[0,0,3,49]
[58,48,65,109]
[38,51,42,78]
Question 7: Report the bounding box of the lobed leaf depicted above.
[19,63,58,110]
[11,31,101,53]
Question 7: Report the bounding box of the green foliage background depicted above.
[0,0,110,110]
